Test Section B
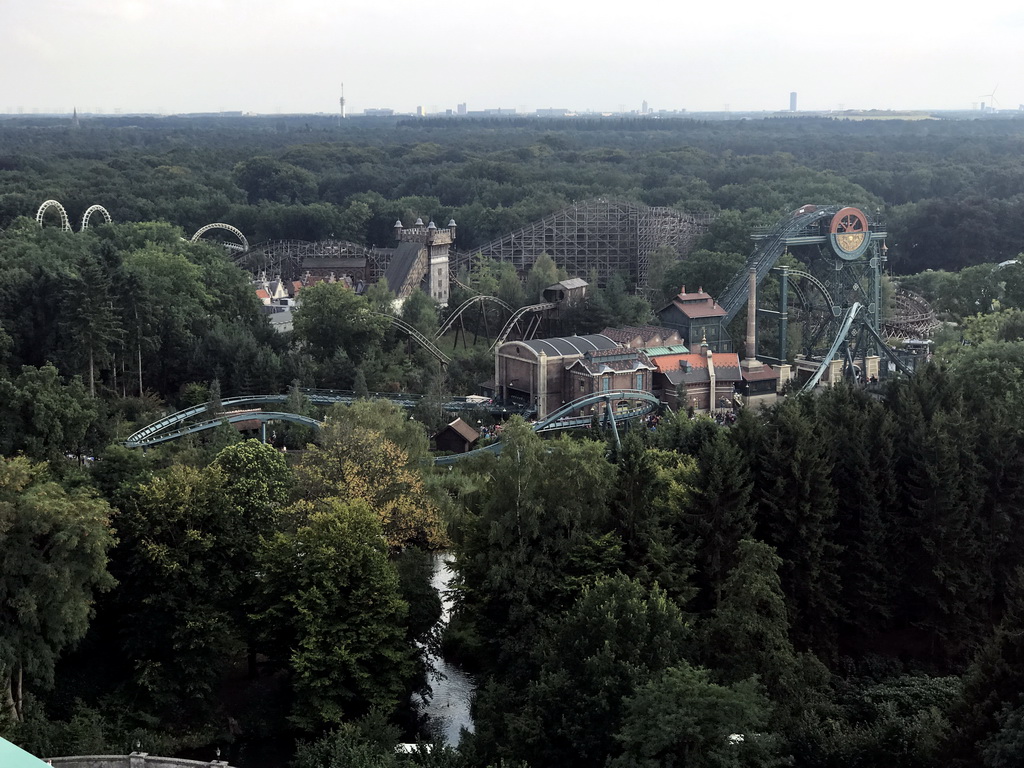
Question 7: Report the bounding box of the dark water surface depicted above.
[416,553,476,745]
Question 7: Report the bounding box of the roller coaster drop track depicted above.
[191,223,249,252]
[715,205,923,389]
[435,295,514,338]
[489,302,558,349]
[382,298,558,363]
[125,394,327,449]
[377,313,452,366]
[717,206,841,324]
[434,296,557,349]
[800,302,913,392]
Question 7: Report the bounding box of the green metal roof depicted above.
[0,737,51,767]
[642,344,690,356]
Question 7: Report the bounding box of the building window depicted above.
[636,373,644,390]
[602,377,611,392]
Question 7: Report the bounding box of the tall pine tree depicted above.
[686,429,756,610]
[900,406,989,664]
[754,397,843,659]
[817,384,895,652]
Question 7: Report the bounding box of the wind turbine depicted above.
[982,85,1000,112]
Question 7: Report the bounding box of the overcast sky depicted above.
[3,0,1023,115]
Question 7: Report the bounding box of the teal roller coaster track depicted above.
[126,389,661,462]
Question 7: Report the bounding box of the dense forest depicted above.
[3,115,1024,768]
[4,113,1024,272]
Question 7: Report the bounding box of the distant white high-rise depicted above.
[642,99,649,115]
[339,83,346,121]
[790,91,797,112]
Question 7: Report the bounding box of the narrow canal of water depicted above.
[417,553,476,746]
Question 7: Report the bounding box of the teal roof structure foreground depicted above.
[0,736,51,767]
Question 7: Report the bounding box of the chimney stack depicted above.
[741,268,762,370]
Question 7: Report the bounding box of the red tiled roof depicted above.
[652,353,705,372]
[711,352,741,368]
[658,287,727,319]
[669,298,727,318]
[651,352,741,373]
[255,289,271,300]
[680,287,714,301]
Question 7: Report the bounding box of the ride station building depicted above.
[494,334,623,418]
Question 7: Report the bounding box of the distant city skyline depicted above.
[3,0,1024,115]
[5,102,1017,119]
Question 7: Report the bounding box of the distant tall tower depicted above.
[642,99,649,115]
[789,92,797,112]
[339,83,346,123]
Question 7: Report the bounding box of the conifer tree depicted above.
[754,397,842,659]
[900,407,989,663]
[954,368,1024,619]
[650,411,718,456]
[352,367,369,399]
[208,377,224,416]
[948,568,1024,766]
[702,540,796,695]
[687,430,756,608]
[61,254,122,396]
[816,384,894,649]
[868,405,902,613]
[525,251,562,302]
[609,430,692,601]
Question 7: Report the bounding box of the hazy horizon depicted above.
[4,0,1023,116]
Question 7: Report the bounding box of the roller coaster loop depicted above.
[190,223,249,251]
[36,199,113,232]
